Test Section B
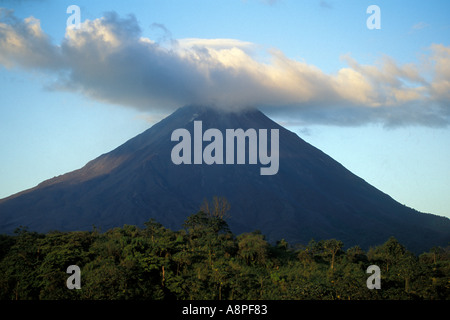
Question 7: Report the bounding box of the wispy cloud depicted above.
[242,0,281,6]
[0,10,449,127]
[259,0,280,5]
[319,1,333,9]
[412,21,429,30]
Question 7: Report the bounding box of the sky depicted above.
[0,0,449,218]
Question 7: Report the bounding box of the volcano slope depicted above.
[1,105,449,253]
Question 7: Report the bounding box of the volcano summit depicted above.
[0,105,449,253]
[171,120,279,175]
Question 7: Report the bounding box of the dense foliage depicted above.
[0,199,449,300]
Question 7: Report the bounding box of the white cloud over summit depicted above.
[1,9,449,127]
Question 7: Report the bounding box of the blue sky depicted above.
[0,0,449,218]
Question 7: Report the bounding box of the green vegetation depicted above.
[0,198,449,300]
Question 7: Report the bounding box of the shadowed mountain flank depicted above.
[1,105,449,253]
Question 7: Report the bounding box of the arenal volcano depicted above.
[0,105,449,253]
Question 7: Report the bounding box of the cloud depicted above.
[429,44,450,102]
[259,0,280,5]
[0,9,62,69]
[0,10,449,127]
[241,0,281,5]
[411,22,429,31]
[319,1,333,9]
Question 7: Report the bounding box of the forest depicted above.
[0,198,448,300]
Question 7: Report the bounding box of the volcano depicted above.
[1,105,449,252]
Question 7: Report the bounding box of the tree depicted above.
[393,252,418,294]
[369,237,406,272]
[320,239,344,270]
[200,196,231,220]
[1,216,448,300]
[237,232,269,266]
[185,197,232,237]
[0,228,43,299]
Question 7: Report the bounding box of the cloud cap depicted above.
[1,9,449,127]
